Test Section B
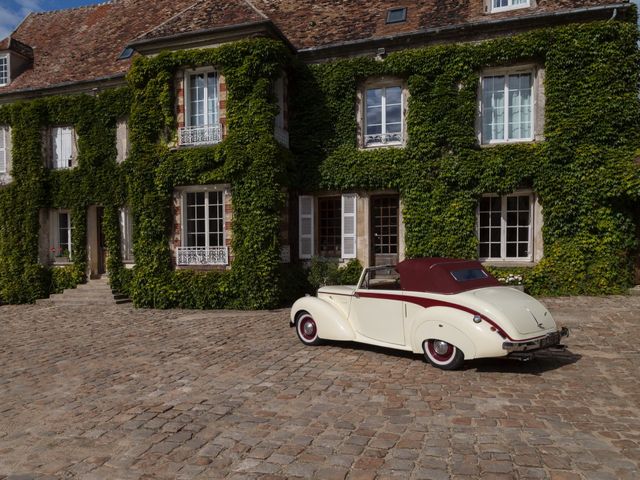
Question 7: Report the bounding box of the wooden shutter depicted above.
[341,194,357,259]
[298,195,314,259]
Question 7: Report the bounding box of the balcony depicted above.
[176,246,228,266]
[178,124,222,147]
[364,132,402,147]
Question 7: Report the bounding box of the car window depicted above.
[359,267,400,290]
[450,268,489,282]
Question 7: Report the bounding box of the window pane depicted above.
[366,88,382,108]
[491,244,501,258]
[386,104,402,126]
[482,76,505,142]
[507,74,532,140]
[385,87,402,105]
[318,197,341,257]
[506,243,517,258]
[190,74,205,127]
[207,73,218,126]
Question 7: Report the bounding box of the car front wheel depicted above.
[295,311,322,346]
[423,339,464,370]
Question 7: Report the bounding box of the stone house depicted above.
[0,0,638,306]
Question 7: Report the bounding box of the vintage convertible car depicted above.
[290,258,569,370]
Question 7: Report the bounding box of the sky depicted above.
[0,0,101,38]
[2,0,640,39]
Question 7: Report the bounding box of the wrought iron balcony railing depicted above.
[176,246,228,266]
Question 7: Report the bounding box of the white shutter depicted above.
[341,194,357,259]
[298,195,314,259]
[61,128,73,167]
[0,127,6,173]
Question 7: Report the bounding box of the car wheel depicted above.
[423,339,464,370]
[296,311,322,346]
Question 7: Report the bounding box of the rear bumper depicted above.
[502,327,570,353]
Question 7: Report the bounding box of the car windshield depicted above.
[450,268,489,282]
[359,266,400,290]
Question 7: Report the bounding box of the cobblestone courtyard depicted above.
[0,296,639,479]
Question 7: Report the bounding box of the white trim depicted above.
[50,209,72,261]
[480,68,535,145]
[119,207,134,262]
[341,194,357,259]
[298,195,315,259]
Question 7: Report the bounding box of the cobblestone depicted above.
[0,296,639,478]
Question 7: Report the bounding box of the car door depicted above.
[349,268,405,345]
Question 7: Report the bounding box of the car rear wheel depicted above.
[296,311,322,346]
[423,339,464,370]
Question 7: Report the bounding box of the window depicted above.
[490,0,530,13]
[365,86,403,147]
[116,119,129,164]
[318,197,341,257]
[0,126,8,174]
[50,210,73,261]
[0,55,8,86]
[120,207,134,262]
[51,127,76,169]
[177,188,228,265]
[478,193,533,261]
[386,7,407,24]
[299,194,357,260]
[481,72,533,143]
[180,70,221,146]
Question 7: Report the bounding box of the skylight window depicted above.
[118,47,134,60]
[386,7,407,24]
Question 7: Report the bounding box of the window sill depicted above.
[489,5,531,14]
[51,260,73,266]
[481,260,537,268]
[361,142,404,150]
[480,138,536,147]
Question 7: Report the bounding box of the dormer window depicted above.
[490,0,530,13]
[0,54,8,86]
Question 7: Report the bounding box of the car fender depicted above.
[409,306,478,359]
[291,296,355,342]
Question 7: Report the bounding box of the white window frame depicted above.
[477,191,534,262]
[50,209,73,262]
[51,126,76,169]
[0,54,9,86]
[490,0,530,13]
[363,85,404,148]
[0,126,8,174]
[185,68,219,128]
[177,185,228,266]
[480,68,535,145]
[299,194,358,260]
[116,119,129,164]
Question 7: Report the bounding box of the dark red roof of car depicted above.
[396,258,501,295]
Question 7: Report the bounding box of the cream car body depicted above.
[290,258,568,370]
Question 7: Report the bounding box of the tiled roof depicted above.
[0,0,627,95]
[255,0,625,50]
[0,0,197,94]
[135,0,267,43]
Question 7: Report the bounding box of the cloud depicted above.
[0,0,45,39]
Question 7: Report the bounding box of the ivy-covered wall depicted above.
[0,21,639,308]
[289,20,640,295]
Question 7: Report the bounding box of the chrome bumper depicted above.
[502,327,569,353]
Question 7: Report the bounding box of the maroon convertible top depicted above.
[395,258,501,295]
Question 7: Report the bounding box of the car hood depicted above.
[470,287,556,336]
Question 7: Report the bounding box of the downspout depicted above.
[608,8,618,21]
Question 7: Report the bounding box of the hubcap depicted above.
[434,341,450,355]
[303,321,315,336]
